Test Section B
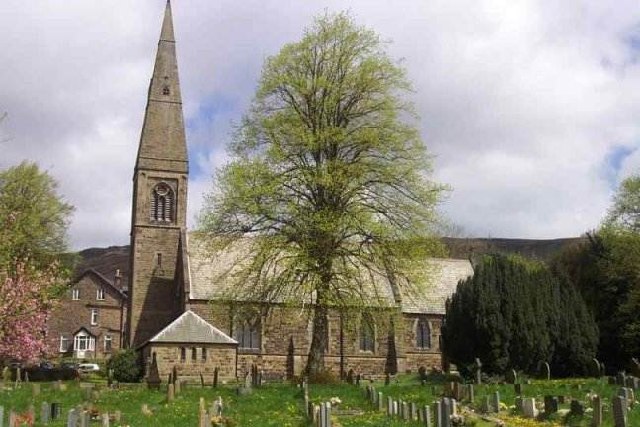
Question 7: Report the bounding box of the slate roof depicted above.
[186,235,473,315]
[147,310,237,345]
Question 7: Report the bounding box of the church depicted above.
[48,1,474,382]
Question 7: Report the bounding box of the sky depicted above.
[1,1,640,250]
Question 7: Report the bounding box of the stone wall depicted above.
[144,343,237,383]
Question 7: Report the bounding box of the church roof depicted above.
[186,234,473,315]
[147,310,237,345]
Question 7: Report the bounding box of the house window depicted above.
[74,333,95,351]
[150,182,174,222]
[180,347,186,362]
[202,347,207,362]
[59,336,69,352]
[359,314,375,352]
[191,347,197,362]
[416,318,431,349]
[72,289,80,300]
[96,287,105,300]
[90,309,99,326]
[235,317,261,350]
[104,335,112,352]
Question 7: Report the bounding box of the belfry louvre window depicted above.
[416,318,431,349]
[150,182,174,222]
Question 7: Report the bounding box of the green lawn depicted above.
[0,376,637,426]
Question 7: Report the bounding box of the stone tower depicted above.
[127,0,188,348]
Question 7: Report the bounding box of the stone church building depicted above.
[49,1,474,382]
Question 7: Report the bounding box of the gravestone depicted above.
[32,383,40,397]
[631,358,640,377]
[41,401,50,424]
[175,379,182,394]
[617,372,626,386]
[433,401,442,427]
[591,358,601,378]
[147,353,161,390]
[474,358,482,384]
[387,397,393,415]
[612,395,627,427]
[514,383,523,395]
[541,361,551,380]
[411,402,417,420]
[592,395,603,427]
[50,403,61,420]
[0,406,3,427]
[101,412,110,427]
[515,397,523,413]
[492,391,501,413]
[355,374,361,387]
[346,369,354,385]
[402,401,409,420]
[506,369,517,384]
[544,395,558,414]
[481,396,491,413]
[522,398,537,418]
[167,383,175,402]
[570,399,584,416]
[442,398,451,427]
[213,396,223,416]
[422,405,432,427]
[378,392,384,411]
[67,409,78,427]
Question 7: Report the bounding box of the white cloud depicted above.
[1,0,640,248]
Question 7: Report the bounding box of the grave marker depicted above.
[592,395,603,427]
[422,405,432,427]
[41,401,49,424]
[544,395,558,414]
[612,395,627,427]
[474,358,482,384]
[67,409,78,427]
[522,398,537,418]
[506,369,517,384]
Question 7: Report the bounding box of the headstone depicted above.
[355,374,361,387]
[0,406,4,427]
[41,401,50,424]
[114,411,122,423]
[542,362,551,380]
[591,358,601,378]
[467,384,475,403]
[80,410,90,427]
[481,396,492,413]
[506,369,517,384]
[378,392,384,412]
[592,395,603,427]
[167,383,175,402]
[515,397,523,413]
[387,396,393,415]
[514,383,523,395]
[558,395,566,404]
[544,395,558,414]
[213,396,223,416]
[570,399,584,416]
[67,409,78,427]
[346,369,354,385]
[402,401,409,420]
[50,403,61,420]
[442,398,451,427]
[617,372,626,386]
[9,410,17,427]
[32,383,40,397]
[522,398,537,418]
[147,353,161,390]
[172,365,178,385]
[101,412,110,427]
[474,358,482,384]
[213,367,219,388]
[411,402,417,420]
[422,405,432,427]
[433,401,442,427]
[632,358,640,377]
[612,395,627,427]
[175,379,182,394]
[492,391,501,413]
[245,372,252,389]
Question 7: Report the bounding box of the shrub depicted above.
[106,349,142,383]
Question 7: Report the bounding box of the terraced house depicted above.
[49,1,474,381]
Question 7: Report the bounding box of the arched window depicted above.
[150,182,174,222]
[359,313,375,352]
[235,317,261,350]
[416,318,431,349]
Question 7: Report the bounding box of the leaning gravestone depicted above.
[147,353,161,390]
[506,369,517,384]
[541,361,551,380]
[591,358,602,378]
[492,391,501,413]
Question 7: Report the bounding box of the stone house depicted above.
[47,269,126,360]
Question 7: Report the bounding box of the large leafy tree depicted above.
[199,13,445,376]
[0,161,74,362]
[442,254,598,377]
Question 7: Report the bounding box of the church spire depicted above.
[135,0,188,173]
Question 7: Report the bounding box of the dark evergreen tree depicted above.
[442,254,598,377]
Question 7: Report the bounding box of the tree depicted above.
[199,13,445,377]
[0,161,74,362]
[442,254,598,377]
[0,161,74,270]
[605,175,640,232]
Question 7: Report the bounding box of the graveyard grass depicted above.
[0,375,639,426]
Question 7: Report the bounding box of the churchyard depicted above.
[0,371,639,426]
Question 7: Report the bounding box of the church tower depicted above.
[127,1,188,348]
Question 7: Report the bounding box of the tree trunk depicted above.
[306,303,328,378]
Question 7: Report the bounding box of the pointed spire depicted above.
[160,1,175,43]
[135,0,188,173]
